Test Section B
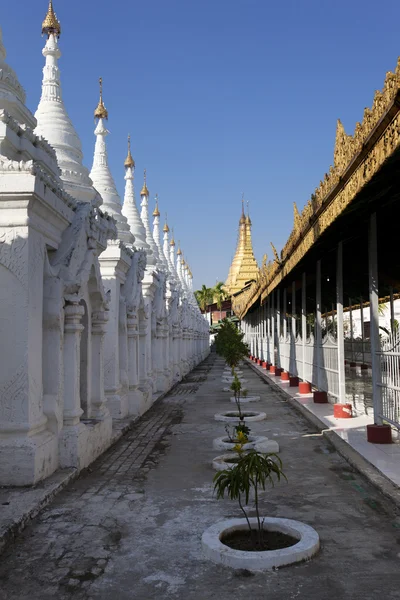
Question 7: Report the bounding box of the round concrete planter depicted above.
[212,453,243,471]
[214,411,267,422]
[213,435,269,452]
[202,517,320,571]
[230,395,260,403]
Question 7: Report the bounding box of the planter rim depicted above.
[213,435,268,452]
[202,517,320,571]
[230,395,260,403]
[214,411,267,422]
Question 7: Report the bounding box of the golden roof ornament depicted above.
[141,168,149,196]
[163,213,170,233]
[270,242,281,265]
[42,1,61,38]
[94,77,108,120]
[245,200,251,225]
[240,194,246,225]
[153,194,160,217]
[170,228,176,246]
[124,134,135,168]
[177,242,182,256]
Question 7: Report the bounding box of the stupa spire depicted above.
[121,135,149,250]
[225,196,258,295]
[140,172,158,267]
[94,77,108,121]
[152,198,168,271]
[169,228,180,289]
[35,2,98,204]
[163,215,176,280]
[42,1,61,38]
[90,78,134,244]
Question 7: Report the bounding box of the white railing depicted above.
[279,335,291,373]
[321,333,339,399]
[378,330,400,428]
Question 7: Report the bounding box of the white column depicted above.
[127,312,144,414]
[336,242,346,404]
[90,310,109,419]
[301,273,306,381]
[276,289,281,368]
[271,291,275,366]
[283,289,287,339]
[316,260,322,390]
[292,281,297,376]
[360,298,365,365]
[63,302,85,426]
[368,213,382,423]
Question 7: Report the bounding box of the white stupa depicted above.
[89,79,134,245]
[163,217,177,281]
[34,1,99,205]
[140,172,159,267]
[152,197,169,272]
[169,230,181,289]
[121,136,149,251]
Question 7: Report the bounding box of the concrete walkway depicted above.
[1,354,400,599]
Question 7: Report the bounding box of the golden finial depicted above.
[240,193,246,225]
[94,77,108,120]
[181,258,186,266]
[245,200,251,225]
[177,241,182,256]
[270,242,281,265]
[42,1,61,38]
[163,213,170,233]
[141,168,149,196]
[124,134,135,168]
[170,228,175,246]
[153,194,160,217]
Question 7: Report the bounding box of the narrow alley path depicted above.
[1,354,400,599]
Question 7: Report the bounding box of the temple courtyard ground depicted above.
[1,354,400,599]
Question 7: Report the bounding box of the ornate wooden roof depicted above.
[233,59,400,318]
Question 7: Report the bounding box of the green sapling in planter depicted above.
[230,372,243,420]
[213,450,287,551]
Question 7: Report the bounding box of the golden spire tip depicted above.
[240,193,246,225]
[141,168,149,196]
[153,194,160,217]
[94,77,108,120]
[163,212,169,232]
[124,133,135,168]
[42,0,61,38]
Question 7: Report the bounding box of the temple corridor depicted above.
[0,353,399,600]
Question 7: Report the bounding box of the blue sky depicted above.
[2,1,399,289]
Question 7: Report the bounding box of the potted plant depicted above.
[202,450,320,570]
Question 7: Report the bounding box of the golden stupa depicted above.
[225,199,258,295]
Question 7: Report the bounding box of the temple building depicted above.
[224,200,258,295]
[0,1,209,486]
